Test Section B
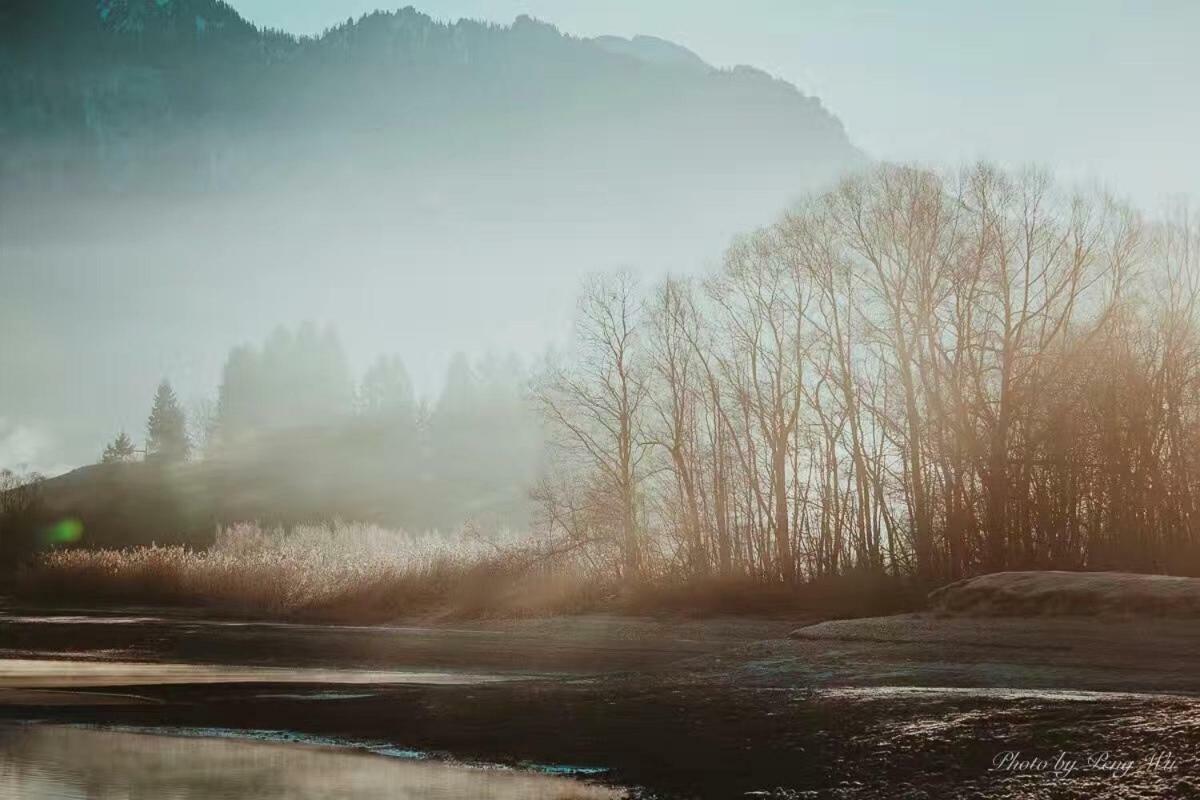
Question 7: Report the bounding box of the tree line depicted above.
[98,324,543,533]
[536,164,1200,584]
[87,163,1200,584]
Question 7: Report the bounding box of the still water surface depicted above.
[0,724,623,799]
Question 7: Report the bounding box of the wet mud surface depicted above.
[4,678,1197,798]
[1,606,1197,798]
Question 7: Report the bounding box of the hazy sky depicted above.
[233,0,1199,208]
[6,1,1199,476]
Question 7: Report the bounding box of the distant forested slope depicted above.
[1,1,857,212]
[0,0,861,474]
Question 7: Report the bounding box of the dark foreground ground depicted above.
[2,605,1198,798]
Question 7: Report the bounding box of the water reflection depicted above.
[0,725,623,799]
[0,659,521,688]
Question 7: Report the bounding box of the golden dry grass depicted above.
[15,523,609,622]
[15,523,918,622]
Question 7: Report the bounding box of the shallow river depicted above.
[0,724,622,800]
[2,605,1197,798]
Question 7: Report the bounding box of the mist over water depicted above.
[0,725,622,799]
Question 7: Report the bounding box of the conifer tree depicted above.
[145,380,190,463]
[101,431,137,464]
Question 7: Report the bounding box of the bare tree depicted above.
[708,229,812,582]
[536,273,651,580]
[534,164,1200,587]
[646,277,709,575]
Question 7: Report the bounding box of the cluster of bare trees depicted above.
[536,163,1200,584]
[1,467,44,568]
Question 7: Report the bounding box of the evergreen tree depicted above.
[435,352,478,420]
[358,354,415,420]
[215,344,261,444]
[214,324,355,443]
[101,431,137,464]
[145,380,190,463]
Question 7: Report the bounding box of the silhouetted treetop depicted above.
[146,380,189,463]
[359,354,415,421]
[101,431,137,464]
[215,323,353,442]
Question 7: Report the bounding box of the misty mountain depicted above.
[2,2,856,204]
[590,35,711,72]
[0,1,862,472]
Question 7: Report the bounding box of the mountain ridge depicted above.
[0,1,863,473]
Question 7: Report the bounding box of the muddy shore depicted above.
[2,606,1198,798]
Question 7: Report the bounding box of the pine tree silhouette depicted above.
[145,380,190,463]
[101,430,137,463]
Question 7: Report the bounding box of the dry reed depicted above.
[15,522,607,621]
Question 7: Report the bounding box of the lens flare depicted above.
[43,518,84,545]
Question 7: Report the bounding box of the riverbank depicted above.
[2,602,1199,797]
